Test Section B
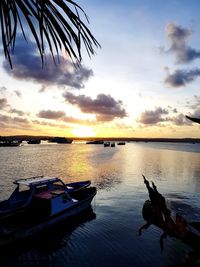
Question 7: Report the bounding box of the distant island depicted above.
[1,135,200,144]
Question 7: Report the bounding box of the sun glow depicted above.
[72,126,96,137]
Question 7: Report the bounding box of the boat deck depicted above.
[34,189,66,200]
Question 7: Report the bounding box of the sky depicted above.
[1,0,200,138]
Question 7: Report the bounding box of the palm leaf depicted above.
[186,115,200,124]
[0,0,100,68]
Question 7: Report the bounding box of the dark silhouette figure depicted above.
[139,175,200,263]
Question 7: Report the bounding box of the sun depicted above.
[72,126,96,137]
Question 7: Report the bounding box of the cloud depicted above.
[185,95,200,109]
[192,108,200,118]
[3,35,93,89]
[0,114,31,129]
[61,116,95,125]
[37,110,66,120]
[172,108,178,113]
[139,107,168,125]
[165,22,200,64]
[9,108,26,116]
[0,98,8,109]
[32,119,69,129]
[170,113,192,126]
[0,86,7,94]
[37,109,96,125]
[139,108,192,126]
[63,92,127,121]
[14,90,22,98]
[164,68,200,87]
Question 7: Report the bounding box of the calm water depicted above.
[0,142,200,267]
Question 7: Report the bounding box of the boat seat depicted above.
[50,190,65,196]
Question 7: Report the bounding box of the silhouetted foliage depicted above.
[139,175,200,265]
[0,0,100,68]
[186,115,200,124]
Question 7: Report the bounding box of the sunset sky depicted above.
[1,0,200,138]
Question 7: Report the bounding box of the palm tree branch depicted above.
[186,115,200,124]
[0,0,100,68]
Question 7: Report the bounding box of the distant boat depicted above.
[0,141,20,147]
[111,142,115,147]
[86,140,104,144]
[117,142,126,145]
[49,137,72,144]
[27,140,41,144]
[0,176,96,247]
[104,142,110,147]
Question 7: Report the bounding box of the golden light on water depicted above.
[71,126,96,137]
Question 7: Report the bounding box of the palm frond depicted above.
[0,0,100,68]
[186,115,200,124]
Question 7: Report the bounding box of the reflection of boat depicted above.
[104,142,110,147]
[0,177,91,218]
[0,207,96,261]
[37,207,96,252]
[0,177,96,247]
[117,142,126,145]
[0,141,20,147]
[27,140,41,144]
[86,140,104,144]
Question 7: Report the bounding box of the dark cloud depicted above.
[0,98,8,109]
[3,35,93,89]
[37,110,66,120]
[37,109,96,125]
[9,108,26,116]
[139,107,168,125]
[164,68,200,87]
[167,105,178,113]
[0,114,30,129]
[63,92,127,121]
[139,108,192,127]
[165,23,200,64]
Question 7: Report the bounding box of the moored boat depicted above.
[0,177,96,247]
[104,142,110,147]
[86,140,104,144]
[117,142,126,145]
[0,176,91,218]
[0,186,96,248]
[0,141,20,147]
[48,137,73,144]
[27,140,41,144]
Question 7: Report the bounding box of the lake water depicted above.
[0,142,200,266]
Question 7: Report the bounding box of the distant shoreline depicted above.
[1,135,200,144]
